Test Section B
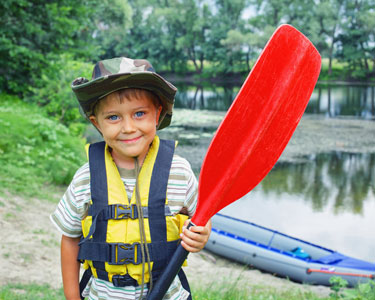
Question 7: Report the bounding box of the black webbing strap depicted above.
[78,240,178,265]
[87,204,173,219]
[87,142,108,279]
[178,269,192,300]
[148,139,175,278]
[79,268,92,300]
[79,205,173,246]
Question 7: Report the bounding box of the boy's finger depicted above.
[187,225,205,233]
[181,230,206,244]
[181,240,199,253]
[180,235,203,252]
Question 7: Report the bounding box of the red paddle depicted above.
[147,24,321,299]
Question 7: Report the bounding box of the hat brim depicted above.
[72,72,177,130]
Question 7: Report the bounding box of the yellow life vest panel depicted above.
[78,136,188,287]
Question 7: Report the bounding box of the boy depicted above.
[50,57,211,300]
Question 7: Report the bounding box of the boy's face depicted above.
[90,94,162,168]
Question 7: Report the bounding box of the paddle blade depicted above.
[192,24,321,226]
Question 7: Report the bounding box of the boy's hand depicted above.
[180,219,212,253]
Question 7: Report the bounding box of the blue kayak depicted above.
[205,213,375,287]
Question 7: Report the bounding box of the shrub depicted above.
[0,94,86,198]
[27,54,93,135]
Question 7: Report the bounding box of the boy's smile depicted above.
[90,93,162,169]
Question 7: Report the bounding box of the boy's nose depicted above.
[121,117,136,133]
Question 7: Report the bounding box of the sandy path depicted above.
[0,191,62,288]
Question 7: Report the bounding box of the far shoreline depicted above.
[162,72,375,86]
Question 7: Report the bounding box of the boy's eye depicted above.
[108,115,119,121]
[135,111,145,118]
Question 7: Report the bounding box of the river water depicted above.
[173,82,375,262]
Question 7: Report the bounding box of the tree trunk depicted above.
[246,51,250,73]
[328,86,332,117]
[199,53,204,73]
[327,23,338,76]
[317,87,321,114]
[371,86,374,117]
[187,48,200,73]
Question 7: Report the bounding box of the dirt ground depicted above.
[1,115,374,296]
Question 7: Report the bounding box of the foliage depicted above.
[27,54,93,133]
[91,0,133,59]
[0,283,64,300]
[329,277,375,300]
[329,276,349,299]
[0,0,101,95]
[0,94,86,198]
[115,0,374,79]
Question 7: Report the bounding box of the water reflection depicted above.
[308,85,375,119]
[260,152,375,214]
[174,83,375,119]
[174,83,240,111]
[221,152,375,261]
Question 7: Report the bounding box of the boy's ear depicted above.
[89,115,101,132]
[156,106,163,125]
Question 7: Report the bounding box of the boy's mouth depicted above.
[119,136,142,144]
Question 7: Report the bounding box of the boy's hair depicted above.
[92,88,161,117]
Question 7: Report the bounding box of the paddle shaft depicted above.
[147,223,192,300]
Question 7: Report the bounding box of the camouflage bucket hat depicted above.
[71,57,177,130]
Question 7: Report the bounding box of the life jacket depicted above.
[77,136,189,289]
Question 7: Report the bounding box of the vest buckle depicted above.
[113,204,138,220]
[109,242,141,265]
[112,274,138,287]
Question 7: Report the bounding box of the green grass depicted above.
[191,277,329,300]
[0,94,86,200]
[191,276,375,300]
[1,278,374,299]
[0,284,64,300]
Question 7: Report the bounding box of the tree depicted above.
[314,0,344,76]
[93,0,133,59]
[208,0,248,73]
[0,0,100,95]
[336,0,375,78]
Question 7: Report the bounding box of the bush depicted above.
[27,54,93,135]
[0,94,86,198]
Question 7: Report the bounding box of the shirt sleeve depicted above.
[184,162,198,217]
[50,163,91,238]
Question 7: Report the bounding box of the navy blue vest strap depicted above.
[79,205,173,246]
[88,141,108,277]
[78,240,179,265]
[148,139,175,279]
[79,268,92,300]
[87,204,173,219]
[178,269,192,300]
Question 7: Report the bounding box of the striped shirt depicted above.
[50,154,198,300]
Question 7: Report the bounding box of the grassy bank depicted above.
[0,94,86,201]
